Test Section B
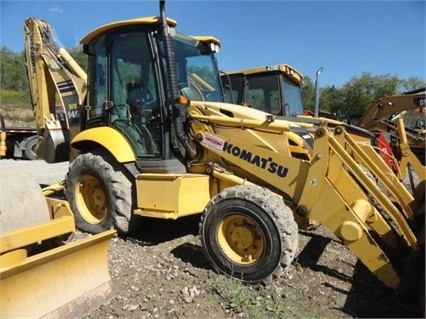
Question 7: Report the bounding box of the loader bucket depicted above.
[0,229,115,319]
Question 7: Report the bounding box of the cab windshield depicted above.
[166,33,223,102]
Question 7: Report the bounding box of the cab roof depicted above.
[225,64,301,77]
[81,16,177,45]
[224,64,304,85]
[191,36,221,48]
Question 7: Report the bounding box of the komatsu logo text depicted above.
[223,142,289,178]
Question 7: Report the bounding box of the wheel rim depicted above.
[217,214,264,265]
[75,174,107,224]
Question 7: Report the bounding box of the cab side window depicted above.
[109,31,160,157]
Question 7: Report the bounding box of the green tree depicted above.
[337,73,401,122]
[319,85,345,119]
[301,76,315,111]
[0,47,28,91]
[399,77,426,92]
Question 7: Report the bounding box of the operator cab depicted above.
[82,17,223,172]
[221,64,305,117]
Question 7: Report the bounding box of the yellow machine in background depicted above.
[357,88,426,165]
[221,63,306,116]
[22,0,424,315]
[0,114,6,157]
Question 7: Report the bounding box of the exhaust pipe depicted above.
[314,66,323,118]
[159,0,197,158]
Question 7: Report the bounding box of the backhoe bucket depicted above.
[36,114,70,163]
[0,229,115,319]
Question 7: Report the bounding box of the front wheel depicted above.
[64,152,132,235]
[199,185,298,283]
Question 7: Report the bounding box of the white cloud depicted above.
[49,6,63,13]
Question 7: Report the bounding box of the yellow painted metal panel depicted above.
[0,231,115,318]
[71,126,136,163]
[0,230,115,318]
[0,216,74,254]
[135,174,210,218]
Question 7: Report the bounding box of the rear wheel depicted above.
[64,152,132,235]
[22,135,38,160]
[200,184,298,283]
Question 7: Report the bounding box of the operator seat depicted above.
[117,82,156,156]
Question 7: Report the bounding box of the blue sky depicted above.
[1,0,425,87]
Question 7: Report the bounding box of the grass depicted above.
[208,275,294,319]
[0,89,35,126]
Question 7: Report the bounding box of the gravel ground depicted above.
[1,159,423,319]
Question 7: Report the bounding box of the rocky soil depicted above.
[1,159,423,319]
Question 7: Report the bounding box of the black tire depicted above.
[199,184,298,283]
[64,152,132,235]
[22,135,38,160]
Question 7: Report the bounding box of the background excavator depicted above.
[356,88,426,165]
[18,0,424,315]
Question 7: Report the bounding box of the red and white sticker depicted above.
[201,132,224,152]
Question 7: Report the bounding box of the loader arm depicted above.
[24,18,87,163]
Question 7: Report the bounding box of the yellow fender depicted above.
[71,126,136,163]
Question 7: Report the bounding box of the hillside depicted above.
[0,90,35,127]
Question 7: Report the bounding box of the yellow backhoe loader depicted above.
[23,1,424,314]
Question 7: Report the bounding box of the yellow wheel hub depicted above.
[218,214,264,265]
[76,175,107,224]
